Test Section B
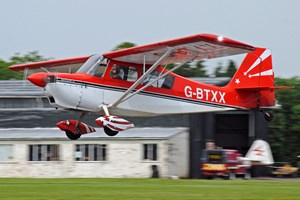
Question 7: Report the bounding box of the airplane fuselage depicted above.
[44,72,242,117]
[35,53,273,117]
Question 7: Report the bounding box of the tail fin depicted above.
[227,48,276,107]
[230,48,274,89]
[245,140,274,165]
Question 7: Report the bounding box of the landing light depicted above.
[217,36,223,42]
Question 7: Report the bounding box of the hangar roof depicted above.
[0,80,44,97]
[0,127,188,141]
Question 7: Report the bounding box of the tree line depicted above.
[0,51,48,80]
[0,44,299,165]
[269,78,300,165]
[0,51,237,80]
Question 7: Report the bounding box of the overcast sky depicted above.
[1,0,299,77]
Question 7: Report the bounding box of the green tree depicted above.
[0,59,21,80]
[214,62,225,77]
[172,63,193,77]
[192,61,209,77]
[269,77,300,165]
[170,61,208,77]
[224,60,237,77]
[10,51,47,64]
[112,42,136,51]
[0,51,48,80]
[213,60,237,77]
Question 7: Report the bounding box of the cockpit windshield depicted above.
[77,54,107,77]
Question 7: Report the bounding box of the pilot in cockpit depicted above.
[110,66,123,80]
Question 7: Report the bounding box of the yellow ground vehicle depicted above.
[270,162,298,177]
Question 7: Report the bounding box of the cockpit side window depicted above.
[110,64,138,82]
[77,54,108,78]
[77,54,102,73]
[90,62,107,77]
[142,70,174,89]
[87,58,108,77]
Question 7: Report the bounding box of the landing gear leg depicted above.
[75,112,87,132]
[98,105,119,136]
[99,105,110,116]
[65,112,86,140]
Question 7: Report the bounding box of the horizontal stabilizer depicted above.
[236,86,294,92]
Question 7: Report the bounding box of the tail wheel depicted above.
[65,130,81,140]
[264,112,273,121]
[104,126,119,136]
[261,110,273,121]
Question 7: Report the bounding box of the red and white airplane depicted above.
[9,34,287,140]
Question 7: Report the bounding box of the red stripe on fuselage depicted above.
[52,71,256,109]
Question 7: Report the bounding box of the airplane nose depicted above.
[27,72,48,87]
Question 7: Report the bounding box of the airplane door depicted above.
[77,84,104,111]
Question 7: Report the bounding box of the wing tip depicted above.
[8,55,91,72]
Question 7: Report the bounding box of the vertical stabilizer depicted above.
[245,140,274,165]
[229,48,274,89]
[227,48,276,108]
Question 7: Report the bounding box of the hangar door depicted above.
[215,113,249,155]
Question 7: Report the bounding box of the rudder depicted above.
[229,47,274,89]
[227,48,276,108]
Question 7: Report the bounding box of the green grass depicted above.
[0,178,299,200]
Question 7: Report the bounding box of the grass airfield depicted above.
[0,178,299,200]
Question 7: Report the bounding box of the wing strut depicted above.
[23,68,29,86]
[120,55,197,103]
[110,48,174,107]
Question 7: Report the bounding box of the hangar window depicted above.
[143,144,157,161]
[74,144,107,161]
[0,145,14,162]
[28,144,59,161]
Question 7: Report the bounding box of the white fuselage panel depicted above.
[45,81,234,116]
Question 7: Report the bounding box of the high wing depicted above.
[9,55,90,73]
[103,34,255,65]
[106,34,256,107]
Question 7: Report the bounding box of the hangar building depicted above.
[0,127,188,178]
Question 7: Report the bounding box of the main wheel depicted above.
[104,126,119,136]
[65,130,81,140]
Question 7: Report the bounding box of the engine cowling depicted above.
[95,116,134,132]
